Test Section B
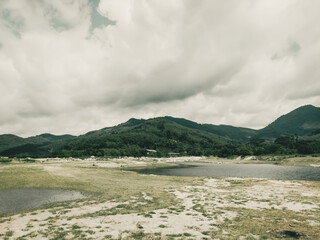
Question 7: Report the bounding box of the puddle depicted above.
[0,188,87,215]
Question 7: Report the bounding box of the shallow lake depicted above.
[139,163,320,181]
[0,188,87,215]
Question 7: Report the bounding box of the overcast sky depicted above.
[0,0,319,137]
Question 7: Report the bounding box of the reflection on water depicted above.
[0,189,87,215]
[140,163,320,181]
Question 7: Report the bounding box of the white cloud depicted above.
[0,0,319,136]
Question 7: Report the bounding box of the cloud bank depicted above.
[0,0,319,136]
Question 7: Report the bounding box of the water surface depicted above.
[139,163,320,181]
[0,188,87,215]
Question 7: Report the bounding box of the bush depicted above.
[0,158,12,163]
[22,158,36,163]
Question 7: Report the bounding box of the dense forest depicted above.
[55,134,320,158]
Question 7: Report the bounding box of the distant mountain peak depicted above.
[125,118,145,125]
[297,104,315,108]
[258,104,320,138]
[291,104,317,112]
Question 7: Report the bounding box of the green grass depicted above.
[212,207,320,240]
[1,158,319,239]
[5,231,13,237]
[0,163,193,217]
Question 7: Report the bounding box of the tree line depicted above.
[53,133,320,158]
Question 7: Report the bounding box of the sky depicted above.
[0,0,319,137]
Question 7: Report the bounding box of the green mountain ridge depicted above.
[162,116,258,141]
[0,105,319,157]
[59,117,230,158]
[257,105,320,138]
[0,134,76,157]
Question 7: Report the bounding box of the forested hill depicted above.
[81,116,257,142]
[0,105,320,158]
[0,134,76,157]
[163,116,258,142]
[60,117,231,157]
[257,105,320,138]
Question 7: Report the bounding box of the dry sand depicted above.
[1,177,319,239]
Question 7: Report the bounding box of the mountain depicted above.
[0,104,319,157]
[0,134,26,152]
[0,134,76,157]
[163,116,257,141]
[60,117,231,157]
[82,118,147,138]
[83,116,257,142]
[257,105,320,138]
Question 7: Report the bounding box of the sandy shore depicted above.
[1,157,320,239]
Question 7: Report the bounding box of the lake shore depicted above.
[1,157,320,239]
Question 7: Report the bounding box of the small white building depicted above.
[146,149,157,155]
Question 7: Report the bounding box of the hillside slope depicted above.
[1,105,319,157]
[60,117,230,157]
[163,116,257,141]
[257,105,320,138]
[0,134,76,157]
